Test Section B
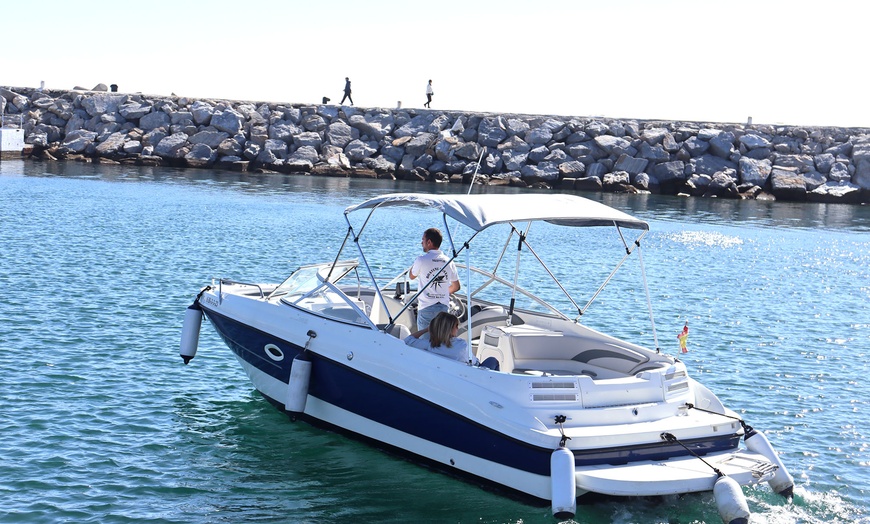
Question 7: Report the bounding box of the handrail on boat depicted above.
[218,278,265,299]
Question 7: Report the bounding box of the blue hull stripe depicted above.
[202,306,740,477]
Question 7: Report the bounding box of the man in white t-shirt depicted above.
[409,227,460,330]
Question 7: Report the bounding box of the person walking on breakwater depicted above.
[409,227,460,331]
[424,79,434,108]
[340,77,353,106]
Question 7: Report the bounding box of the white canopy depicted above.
[344,193,649,231]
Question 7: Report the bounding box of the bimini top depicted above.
[344,192,649,232]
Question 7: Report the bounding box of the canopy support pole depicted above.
[637,242,660,353]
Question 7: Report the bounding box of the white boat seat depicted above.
[457,305,524,340]
[379,323,411,339]
[483,326,652,376]
[570,348,648,374]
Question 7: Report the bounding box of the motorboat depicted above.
[180,192,793,523]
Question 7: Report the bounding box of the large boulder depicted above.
[641,128,669,145]
[477,117,507,146]
[62,129,98,153]
[708,131,735,159]
[574,176,603,191]
[288,145,319,165]
[364,155,397,174]
[683,136,710,156]
[394,113,436,138]
[739,157,772,186]
[270,122,302,142]
[808,181,861,203]
[405,133,436,156]
[594,135,631,155]
[454,141,482,161]
[433,137,456,162]
[189,130,229,149]
[707,170,739,198]
[692,154,736,176]
[558,160,586,177]
[828,162,851,182]
[263,138,288,157]
[140,111,171,131]
[501,150,528,171]
[526,126,553,145]
[774,153,815,173]
[293,131,323,149]
[770,167,807,200]
[301,114,327,132]
[498,135,531,153]
[505,118,530,137]
[211,108,243,134]
[123,140,143,155]
[638,141,669,162]
[118,101,151,120]
[189,101,214,126]
[94,131,127,156]
[326,120,355,148]
[613,154,648,176]
[852,137,870,190]
[155,132,190,158]
[653,160,686,185]
[217,137,244,156]
[602,171,632,192]
[344,139,377,161]
[814,152,836,174]
[520,162,559,182]
[81,94,125,117]
[527,145,549,164]
[185,143,216,167]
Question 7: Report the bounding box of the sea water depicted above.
[1,159,868,524]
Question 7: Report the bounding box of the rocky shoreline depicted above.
[3,85,869,203]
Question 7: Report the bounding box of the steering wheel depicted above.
[448,294,467,322]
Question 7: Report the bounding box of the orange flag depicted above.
[677,323,689,353]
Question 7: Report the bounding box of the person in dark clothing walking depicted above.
[340,77,353,106]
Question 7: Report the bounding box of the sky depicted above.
[2,0,867,128]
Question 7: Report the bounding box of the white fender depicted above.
[744,426,794,497]
[285,352,312,416]
[713,475,750,524]
[550,446,576,519]
[180,304,203,364]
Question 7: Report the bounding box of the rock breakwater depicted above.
[3,85,870,203]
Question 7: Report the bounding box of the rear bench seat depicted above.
[478,324,650,377]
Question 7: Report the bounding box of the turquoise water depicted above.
[1,159,868,524]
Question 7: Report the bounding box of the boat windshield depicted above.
[268,261,358,300]
[268,261,371,326]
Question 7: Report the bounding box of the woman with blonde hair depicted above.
[404,312,475,364]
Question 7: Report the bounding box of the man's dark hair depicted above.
[424,227,443,248]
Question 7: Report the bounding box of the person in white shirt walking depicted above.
[409,227,459,330]
[424,79,434,108]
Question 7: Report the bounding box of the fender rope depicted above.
[661,432,724,478]
[685,403,754,433]
[555,415,572,448]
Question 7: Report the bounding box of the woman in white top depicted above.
[424,79,434,108]
[404,311,476,364]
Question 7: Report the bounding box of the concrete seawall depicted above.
[3,85,870,203]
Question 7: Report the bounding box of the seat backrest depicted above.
[457,305,524,340]
[387,323,411,340]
